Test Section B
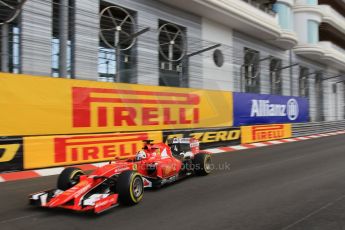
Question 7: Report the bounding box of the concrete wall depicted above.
[21,0,52,76]
[201,18,233,91]
[74,0,100,80]
[293,9,322,44]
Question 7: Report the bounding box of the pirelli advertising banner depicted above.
[241,124,292,144]
[233,92,309,126]
[163,127,241,149]
[23,131,162,169]
[0,73,232,136]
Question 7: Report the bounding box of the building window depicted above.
[307,20,319,44]
[0,0,23,73]
[158,20,187,87]
[270,58,282,95]
[9,25,21,73]
[299,67,309,97]
[52,0,74,78]
[242,47,260,93]
[98,2,137,83]
[1,25,21,73]
[273,3,293,30]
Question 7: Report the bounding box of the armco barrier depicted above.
[292,120,345,137]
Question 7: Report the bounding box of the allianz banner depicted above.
[233,92,309,126]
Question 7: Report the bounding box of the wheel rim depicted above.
[70,172,83,186]
[204,156,212,172]
[132,177,143,198]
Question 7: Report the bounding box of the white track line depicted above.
[283,138,297,142]
[267,140,284,144]
[249,143,268,147]
[319,134,330,137]
[35,167,64,176]
[281,193,345,230]
[308,135,320,138]
[0,176,4,182]
[295,137,310,140]
[231,145,248,150]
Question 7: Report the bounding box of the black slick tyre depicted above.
[193,153,212,176]
[117,170,144,205]
[57,167,85,191]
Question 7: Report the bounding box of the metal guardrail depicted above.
[292,120,345,137]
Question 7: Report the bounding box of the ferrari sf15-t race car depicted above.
[29,138,212,213]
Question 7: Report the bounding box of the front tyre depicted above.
[193,153,212,176]
[57,167,85,190]
[117,170,144,205]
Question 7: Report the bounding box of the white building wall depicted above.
[323,81,334,121]
[308,76,317,121]
[74,0,99,81]
[294,12,322,44]
[323,68,339,121]
[335,83,343,120]
[21,0,52,76]
[326,80,345,121]
[338,83,345,120]
[201,18,233,91]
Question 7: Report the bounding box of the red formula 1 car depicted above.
[29,138,212,213]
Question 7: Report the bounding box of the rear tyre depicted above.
[57,167,85,191]
[117,170,144,205]
[193,153,212,176]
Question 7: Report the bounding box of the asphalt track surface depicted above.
[1,134,345,230]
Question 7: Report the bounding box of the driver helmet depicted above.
[136,150,147,161]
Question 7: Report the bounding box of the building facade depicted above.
[0,0,345,122]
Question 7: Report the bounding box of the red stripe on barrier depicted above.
[260,142,275,145]
[279,139,293,143]
[218,147,236,152]
[1,171,40,182]
[240,144,257,148]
